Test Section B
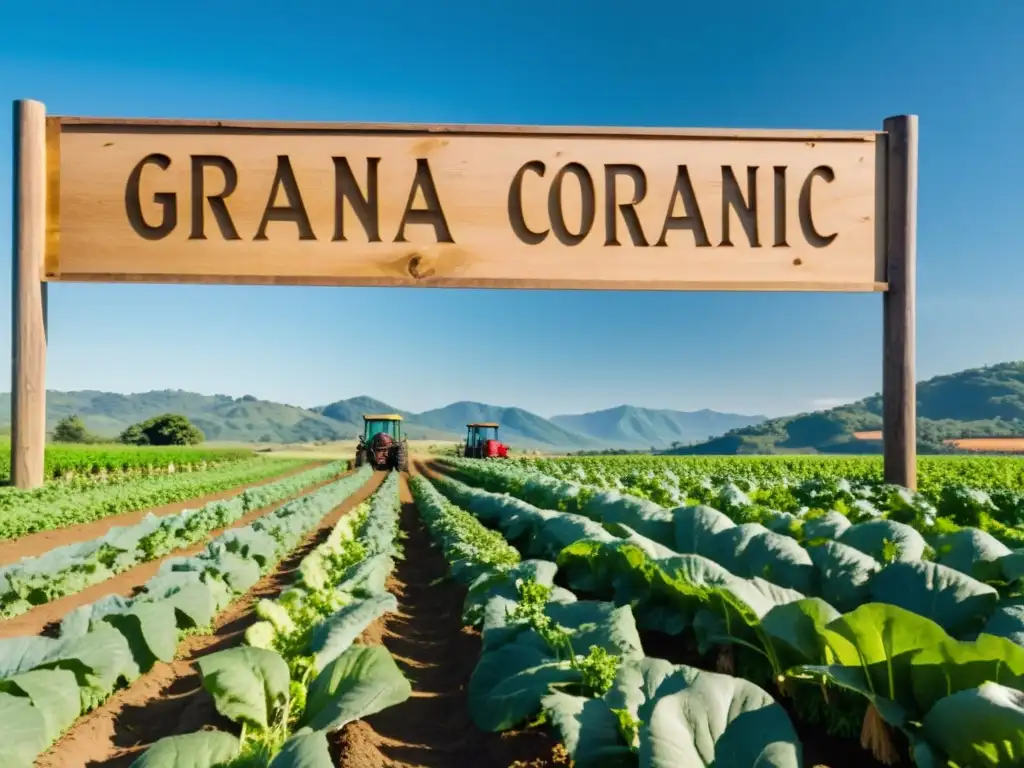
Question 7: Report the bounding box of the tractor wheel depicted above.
[396,442,409,472]
[354,449,364,469]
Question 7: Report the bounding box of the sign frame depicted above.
[10,100,918,489]
[49,115,885,291]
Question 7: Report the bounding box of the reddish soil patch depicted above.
[0,460,328,567]
[853,431,1024,453]
[0,470,351,639]
[852,430,883,441]
[945,437,1024,452]
[332,472,564,768]
[35,470,385,768]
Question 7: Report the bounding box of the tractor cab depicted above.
[355,414,409,471]
[464,422,509,459]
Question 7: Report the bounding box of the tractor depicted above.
[463,422,510,459]
[355,414,409,471]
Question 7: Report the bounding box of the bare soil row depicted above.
[332,472,564,768]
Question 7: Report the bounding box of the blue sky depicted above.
[1,1,1021,418]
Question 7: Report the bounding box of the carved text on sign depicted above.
[124,154,838,249]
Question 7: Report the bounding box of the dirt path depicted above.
[0,470,353,639]
[332,472,564,768]
[36,470,385,768]
[0,460,330,566]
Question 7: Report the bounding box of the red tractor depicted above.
[463,422,510,459]
[355,414,409,471]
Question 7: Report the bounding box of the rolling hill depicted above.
[0,390,352,445]
[676,361,1024,455]
[413,402,606,449]
[0,390,761,450]
[551,405,766,449]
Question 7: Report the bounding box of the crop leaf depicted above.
[197,646,291,730]
[984,599,1024,647]
[0,692,49,768]
[787,603,950,727]
[909,633,1024,716]
[638,665,802,767]
[309,593,397,673]
[541,690,634,767]
[468,641,581,731]
[46,622,140,697]
[0,669,80,744]
[759,598,840,669]
[302,645,411,732]
[131,730,241,768]
[920,682,1024,767]
[267,727,332,768]
[869,561,999,637]
[103,601,179,671]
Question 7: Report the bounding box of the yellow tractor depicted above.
[354,414,409,471]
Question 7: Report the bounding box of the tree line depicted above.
[51,413,205,446]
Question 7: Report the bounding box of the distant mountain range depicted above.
[676,361,1024,455]
[0,390,766,450]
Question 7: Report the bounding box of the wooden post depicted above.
[11,99,47,489]
[882,115,918,489]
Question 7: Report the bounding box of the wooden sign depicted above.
[46,118,885,291]
[11,103,917,493]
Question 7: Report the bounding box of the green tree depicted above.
[53,414,94,443]
[119,413,205,446]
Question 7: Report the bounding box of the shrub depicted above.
[119,414,205,446]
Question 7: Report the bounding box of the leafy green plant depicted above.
[0,468,375,768]
[509,578,621,698]
[440,457,1024,765]
[0,457,306,540]
[0,461,350,619]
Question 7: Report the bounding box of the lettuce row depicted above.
[410,475,806,768]
[456,456,1024,563]
[441,462,1019,643]
[0,457,310,541]
[525,456,1024,541]
[131,470,412,768]
[0,460,350,620]
[0,465,373,768]
[436,468,1024,767]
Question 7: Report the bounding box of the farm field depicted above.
[0,454,1022,767]
[0,441,256,483]
[0,455,321,543]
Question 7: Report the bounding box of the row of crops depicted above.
[0,456,307,540]
[523,454,1024,516]
[0,441,255,483]
[0,460,350,620]
[130,471,412,766]
[409,471,813,766]
[523,455,1024,550]
[424,457,1024,767]
[3,451,1022,768]
[0,465,378,767]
